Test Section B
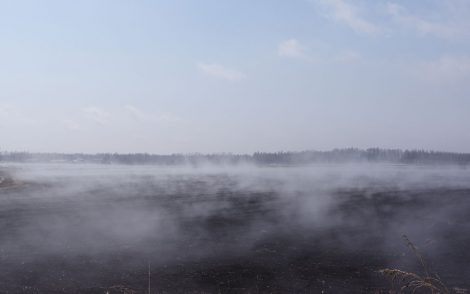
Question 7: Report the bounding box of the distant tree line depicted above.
[1,148,470,166]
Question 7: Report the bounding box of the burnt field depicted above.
[0,164,469,293]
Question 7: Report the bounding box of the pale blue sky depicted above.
[1,0,470,153]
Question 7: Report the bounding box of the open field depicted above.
[0,164,469,293]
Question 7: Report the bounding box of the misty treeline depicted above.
[1,148,470,166]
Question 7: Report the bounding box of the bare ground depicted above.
[0,169,469,293]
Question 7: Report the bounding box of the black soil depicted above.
[0,172,469,293]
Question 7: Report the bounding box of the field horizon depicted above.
[2,147,470,167]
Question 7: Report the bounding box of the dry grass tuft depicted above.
[104,285,138,294]
[379,268,449,293]
[379,235,451,294]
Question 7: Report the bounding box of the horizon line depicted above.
[1,147,470,156]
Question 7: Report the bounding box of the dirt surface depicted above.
[0,165,469,293]
[0,171,14,188]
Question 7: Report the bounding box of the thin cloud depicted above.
[63,119,82,131]
[334,50,361,63]
[277,39,360,64]
[318,0,380,35]
[125,105,181,123]
[386,2,461,39]
[0,106,37,126]
[278,39,308,59]
[125,105,153,122]
[83,107,110,126]
[0,107,8,118]
[411,56,470,84]
[198,63,246,81]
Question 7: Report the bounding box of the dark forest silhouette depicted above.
[1,148,470,166]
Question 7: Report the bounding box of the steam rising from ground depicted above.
[1,163,470,292]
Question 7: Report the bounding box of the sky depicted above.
[1,0,470,154]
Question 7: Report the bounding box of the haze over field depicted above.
[1,0,470,153]
[1,1,470,293]
[1,163,470,292]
